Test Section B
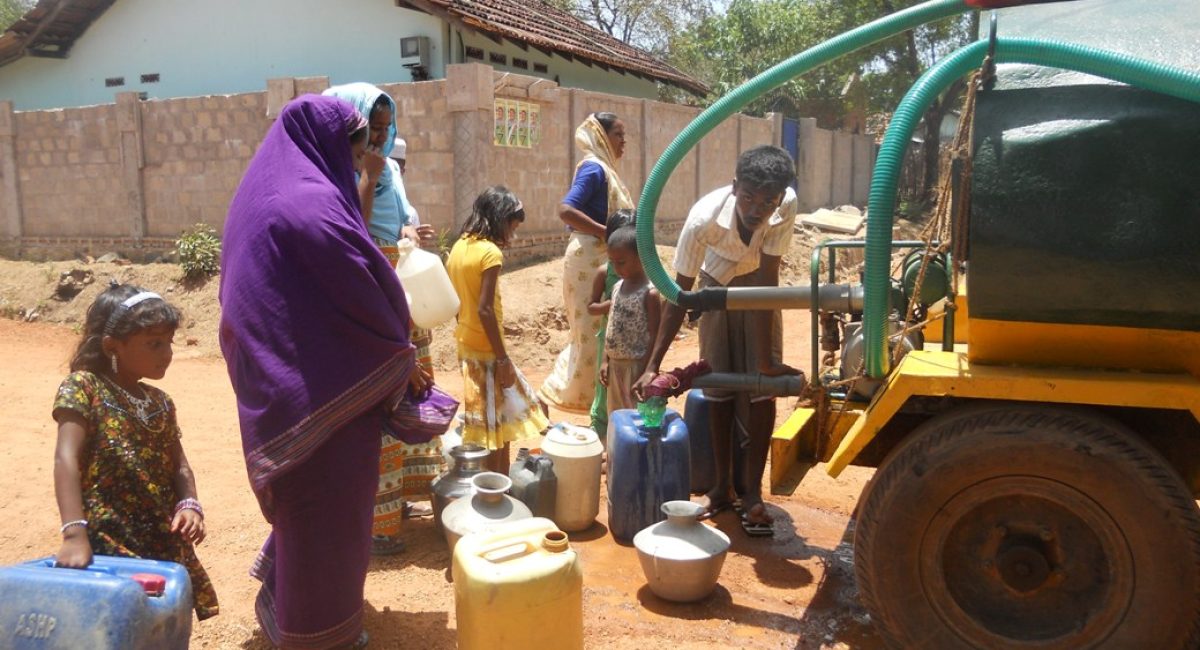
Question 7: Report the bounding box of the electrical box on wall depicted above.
[400,36,431,68]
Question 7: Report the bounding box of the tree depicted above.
[843,1,979,202]
[667,0,978,201]
[0,0,33,32]
[543,0,714,56]
[668,0,861,114]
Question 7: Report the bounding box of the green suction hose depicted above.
[863,38,1200,378]
[636,0,971,306]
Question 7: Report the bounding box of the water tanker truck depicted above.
[636,0,1200,645]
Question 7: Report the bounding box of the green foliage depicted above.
[667,0,976,118]
[175,223,222,281]
[435,228,456,261]
[546,0,713,55]
[669,0,855,115]
[898,196,931,220]
[0,0,33,32]
[845,2,979,113]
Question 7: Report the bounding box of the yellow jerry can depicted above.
[452,517,583,650]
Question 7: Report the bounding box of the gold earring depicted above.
[111,354,119,375]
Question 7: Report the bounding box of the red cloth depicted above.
[643,360,712,399]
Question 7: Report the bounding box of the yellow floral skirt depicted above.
[459,345,549,450]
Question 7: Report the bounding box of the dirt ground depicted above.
[0,227,911,649]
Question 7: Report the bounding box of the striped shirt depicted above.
[672,185,797,285]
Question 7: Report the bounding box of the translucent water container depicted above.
[452,517,583,650]
[394,238,460,329]
[607,408,690,541]
[0,555,193,649]
[540,422,603,532]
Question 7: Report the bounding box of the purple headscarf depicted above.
[219,95,414,511]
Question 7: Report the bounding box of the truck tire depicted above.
[854,403,1200,648]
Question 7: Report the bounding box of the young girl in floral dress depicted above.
[52,283,218,620]
[446,186,550,473]
[599,224,661,414]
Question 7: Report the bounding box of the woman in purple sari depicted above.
[220,95,416,649]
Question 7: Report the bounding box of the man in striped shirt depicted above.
[634,145,802,537]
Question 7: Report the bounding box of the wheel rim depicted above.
[920,476,1135,646]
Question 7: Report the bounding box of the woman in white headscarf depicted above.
[539,112,634,414]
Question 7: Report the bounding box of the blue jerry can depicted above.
[683,390,745,496]
[606,408,690,541]
[683,390,715,495]
[0,555,193,649]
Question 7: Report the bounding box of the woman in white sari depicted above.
[539,113,634,414]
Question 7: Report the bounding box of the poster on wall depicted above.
[493,98,540,149]
[529,103,541,146]
[494,101,506,146]
[517,104,530,148]
[507,100,521,147]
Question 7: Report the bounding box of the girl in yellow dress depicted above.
[446,186,550,472]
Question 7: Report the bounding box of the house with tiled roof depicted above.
[0,0,707,110]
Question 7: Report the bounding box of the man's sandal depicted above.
[736,504,774,538]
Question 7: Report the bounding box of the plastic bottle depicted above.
[607,408,690,541]
[509,452,558,520]
[0,555,193,649]
[683,390,744,495]
[540,422,603,532]
[683,390,714,495]
[453,518,583,650]
[393,238,460,329]
[509,448,530,476]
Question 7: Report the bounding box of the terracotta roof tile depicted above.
[411,0,708,96]
[0,0,708,96]
[0,0,116,66]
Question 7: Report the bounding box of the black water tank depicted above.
[968,83,1200,332]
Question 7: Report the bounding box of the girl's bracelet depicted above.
[174,498,204,519]
[60,519,88,536]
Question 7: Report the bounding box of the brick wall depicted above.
[383,80,454,233]
[142,93,269,237]
[647,103,701,223]
[0,65,790,261]
[14,105,126,238]
[793,116,878,212]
